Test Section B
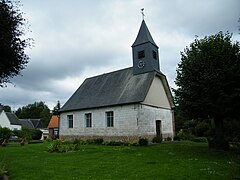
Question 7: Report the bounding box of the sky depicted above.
[0,0,239,111]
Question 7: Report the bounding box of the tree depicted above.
[0,127,12,141]
[175,32,240,149]
[0,0,31,87]
[0,103,11,112]
[15,101,51,128]
[52,100,61,115]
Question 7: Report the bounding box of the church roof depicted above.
[60,68,156,112]
[132,20,158,47]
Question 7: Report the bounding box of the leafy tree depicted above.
[52,100,61,115]
[0,103,11,112]
[175,32,240,149]
[0,0,32,87]
[15,101,51,128]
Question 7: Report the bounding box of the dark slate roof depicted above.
[132,20,158,47]
[19,119,34,129]
[19,119,42,129]
[30,119,42,128]
[60,67,156,112]
[6,112,22,125]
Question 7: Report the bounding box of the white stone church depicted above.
[59,20,175,142]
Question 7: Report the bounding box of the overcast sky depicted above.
[0,0,239,110]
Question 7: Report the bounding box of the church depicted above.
[59,19,175,142]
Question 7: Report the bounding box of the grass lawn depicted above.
[0,141,239,179]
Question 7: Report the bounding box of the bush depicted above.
[152,136,162,143]
[93,138,103,145]
[0,127,12,140]
[165,137,172,141]
[48,140,81,153]
[138,138,148,146]
[31,129,42,140]
[177,129,195,140]
[13,129,43,141]
[195,120,211,137]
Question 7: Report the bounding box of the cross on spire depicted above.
[141,8,145,20]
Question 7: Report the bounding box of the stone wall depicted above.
[59,103,174,142]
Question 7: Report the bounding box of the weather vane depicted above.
[141,8,145,20]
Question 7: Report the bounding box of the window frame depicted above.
[85,113,92,128]
[152,50,157,59]
[67,114,73,128]
[106,111,114,127]
[138,50,145,59]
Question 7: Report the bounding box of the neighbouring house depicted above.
[19,119,42,129]
[59,20,175,142]
[40,129,49,140]
[0,108,22,130]
[48,115,59,139]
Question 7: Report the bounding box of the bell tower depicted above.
[132,20,160,75]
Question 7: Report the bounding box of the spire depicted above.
[132,20,158,47]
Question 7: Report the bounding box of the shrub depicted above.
[138,138,148,146]
[31,129,43,140]
[93,138,103,145]
[166,137,172,141]
[195,120,211,137]
[47,140,81,153]
[177,129,195,140]
[152,136,162,143]
[0,127,12,140]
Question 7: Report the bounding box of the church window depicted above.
[67,115,73,128]
[152,50,157,59]
[85,113,92,128]
[138,50,145,59]
[106,111,114,127]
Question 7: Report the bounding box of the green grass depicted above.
[0,141,239,179]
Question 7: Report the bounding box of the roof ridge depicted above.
[85,67,132,81]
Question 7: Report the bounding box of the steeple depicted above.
[132,20,158,48]
[132,20,160,75]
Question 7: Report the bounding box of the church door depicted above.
[156,120,162,137]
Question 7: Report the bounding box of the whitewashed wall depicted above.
[59,103,174,140]
[0,111,21,130]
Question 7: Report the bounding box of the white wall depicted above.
[60,104,138,137]
[138,104,174,138]
[60,103,174,140]
[0,111,21,130]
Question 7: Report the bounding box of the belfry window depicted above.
[138,50,145,59]
[152,51,157,59]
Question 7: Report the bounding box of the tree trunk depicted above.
[208,117,229,150]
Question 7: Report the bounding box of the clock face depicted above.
[138,60,145,68]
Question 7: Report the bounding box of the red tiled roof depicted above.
[48,115,59,128]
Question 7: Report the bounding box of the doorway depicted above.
[156,120,162,137]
